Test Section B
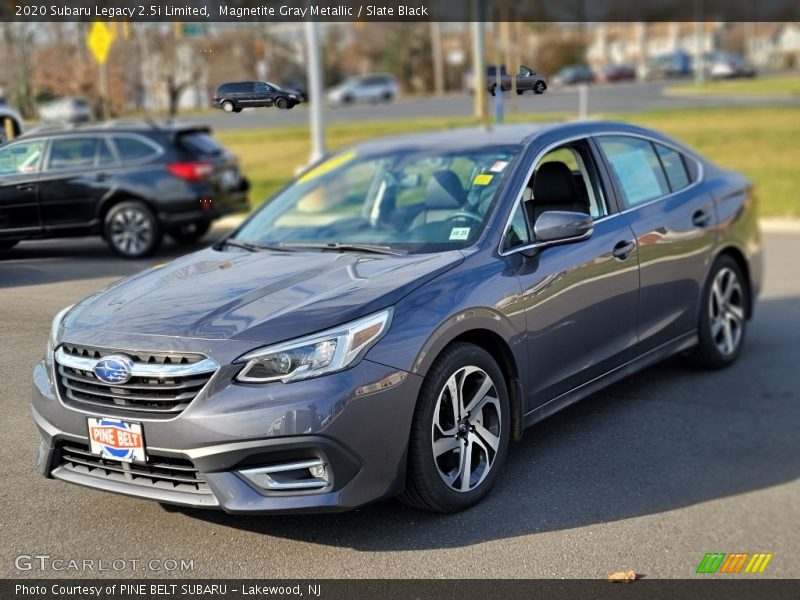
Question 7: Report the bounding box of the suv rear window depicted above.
[112,136,159,162]
[179,132,224,156]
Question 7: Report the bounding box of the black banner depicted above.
[4,579,800,600]
[2,0,799,22]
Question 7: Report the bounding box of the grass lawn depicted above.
[217,106,799,218]
[667,74,800,97]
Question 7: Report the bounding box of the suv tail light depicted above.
[167,161,213,182]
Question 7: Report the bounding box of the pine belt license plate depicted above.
[87,418,146,463]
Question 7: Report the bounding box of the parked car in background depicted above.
[212,81,303,112]
[708,53,757,79]
[33,121,761,514]
[465,65,548,96]
[327,74,400,106]
[38,97,92,124]
[598,64,637,83]
[552,64,596,86]
[0,106,23,143]
[0,120,249,257]
[643,50,693,80]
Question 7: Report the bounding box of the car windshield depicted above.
[231,144,522,254]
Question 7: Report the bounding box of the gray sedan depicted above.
[33,121,761,514]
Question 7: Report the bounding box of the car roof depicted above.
[17,119,211,140]
[346,120,685,156]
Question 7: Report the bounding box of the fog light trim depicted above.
[239,459,329,491]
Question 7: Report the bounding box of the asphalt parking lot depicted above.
[1,228,798,579]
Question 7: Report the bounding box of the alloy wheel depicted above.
[709,266,745,356]
[109,207,154,256]
[431,366,502,493]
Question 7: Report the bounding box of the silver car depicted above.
[327,74,400,106]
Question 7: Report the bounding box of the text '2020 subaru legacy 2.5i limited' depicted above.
[32,121,762,513]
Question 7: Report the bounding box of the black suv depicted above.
[0,121,249,258]
[212,81,302,112]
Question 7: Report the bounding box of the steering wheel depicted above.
[447,211,483,224]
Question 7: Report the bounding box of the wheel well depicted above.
[450,329,524,441]
[716,246,753,318]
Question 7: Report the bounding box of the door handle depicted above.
[692,209,711,228]
[15,183,35,192]
[612,240,636,260]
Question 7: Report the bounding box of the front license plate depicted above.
[87,418,146,463]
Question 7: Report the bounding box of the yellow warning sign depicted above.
[87,22,113,65]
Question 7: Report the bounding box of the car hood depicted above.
[65,247,463,344]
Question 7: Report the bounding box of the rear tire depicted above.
[399,342,510,513]
[104,201,161,259]
[168,221,210,245]
[688,255,748,369]
[221,100,234,113]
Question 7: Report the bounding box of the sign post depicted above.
[86,22,113,120]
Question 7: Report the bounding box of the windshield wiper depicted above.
[222,238,292,253]
[277,242,407,256]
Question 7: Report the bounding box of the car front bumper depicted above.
[32,333,421,514]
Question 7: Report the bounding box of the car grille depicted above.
[55,343,218,419]
[57,442,211,495]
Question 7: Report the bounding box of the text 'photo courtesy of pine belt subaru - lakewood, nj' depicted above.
[32,121,762,514]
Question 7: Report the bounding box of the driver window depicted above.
[0,139,45,175]
[524,143,608,220]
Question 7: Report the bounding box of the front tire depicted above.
[534,81,546,94]
[104,201,161,259]
[275,97,289,109]
[689,255,748,369]
[400,342,510,513]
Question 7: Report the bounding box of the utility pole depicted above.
[471,0,487,123]
[493,22,504,124]
[305,20,325,163]
[694,0,706,85]
[430,21,445,97]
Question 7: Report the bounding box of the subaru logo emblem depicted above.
[93,355,134,384]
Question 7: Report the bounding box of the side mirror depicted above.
[533,210,593,245]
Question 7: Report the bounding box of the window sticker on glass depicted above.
[607,148,664,205]
[473,173,493,186]
[298,150,357,184]
[490,160,508,173]
[449,227,471,241]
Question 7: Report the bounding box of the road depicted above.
[1,230,798,578]
[199,80,800,131]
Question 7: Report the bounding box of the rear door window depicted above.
[596,135,670,207]
[47,137,98,170]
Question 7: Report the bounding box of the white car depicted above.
[38,97,92,124]
[327,74,400,106]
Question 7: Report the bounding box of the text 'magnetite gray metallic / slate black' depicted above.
[32,120,762,514]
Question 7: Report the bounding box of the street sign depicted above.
[87,22,113,65]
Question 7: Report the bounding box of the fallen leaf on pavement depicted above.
[607,570,638,582]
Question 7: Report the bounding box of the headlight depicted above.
[289,94,298,99]
[46,304,74,364]
[235,309,393,383]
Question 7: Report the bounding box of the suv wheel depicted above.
[689,255,748,369]
[169,221,210,245]
[104,201,161,259]
[400,342,510,513]
[221,100,235,113]
[275,98,289,109]
[534,81,546,94]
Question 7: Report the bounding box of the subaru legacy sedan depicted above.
[32,122,762,514]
